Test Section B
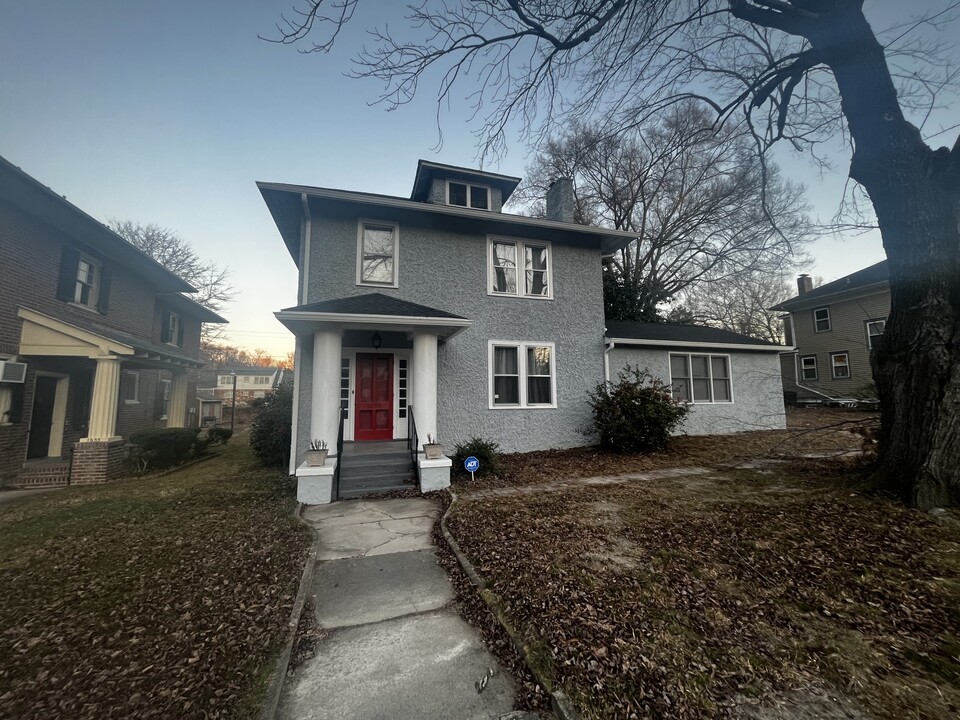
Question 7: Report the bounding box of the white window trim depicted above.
[122,370,140,404]
[669,353,735,404]
[487,340,558,410]
[355,218,400,288]
[445,179,492,211]
[813,306,831,333]
[166,312,181,347]
[486,235,554,300]
[71,253,101,312]
[865,318,886,350]
[800,355,818,381]
[830,351,851,379]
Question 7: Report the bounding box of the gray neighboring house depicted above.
[605,322,787,435]
[259,160,787,503]
[772,262,889,402]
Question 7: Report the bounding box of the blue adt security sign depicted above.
[464,456,480,473]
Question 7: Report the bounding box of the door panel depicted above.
[27,376,58,459]
[355,354,393,441]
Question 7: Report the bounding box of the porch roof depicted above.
[275,293,471,339]
[17,307,207,369]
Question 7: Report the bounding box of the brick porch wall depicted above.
[70,439,126,485]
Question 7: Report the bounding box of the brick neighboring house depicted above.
[0,156,226,487]
[771,261,889,402]
[209,366,284,406]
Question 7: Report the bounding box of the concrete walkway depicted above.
[278,498,522,720]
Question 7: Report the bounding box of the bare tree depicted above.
[512,107,812,319]
[269,1,960,508]
[109,221,234,341]
[674,266,797,343]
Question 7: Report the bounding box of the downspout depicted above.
[289,193,310,475]
[604,340,614,384]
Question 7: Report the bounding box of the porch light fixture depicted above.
[371,331,383,350]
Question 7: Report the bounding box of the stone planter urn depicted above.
[305,446,328,466]
[423,443,444,460]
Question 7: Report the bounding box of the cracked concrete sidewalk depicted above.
[279,498,525,720]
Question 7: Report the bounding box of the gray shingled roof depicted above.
[771,260,888,311]
[605,321,782,347]
[281,293,466,320]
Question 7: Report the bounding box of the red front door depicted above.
[355,354,393,441]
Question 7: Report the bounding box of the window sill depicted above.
[488,404,557,410]
[356,281,399,290]
[487,291,554,301]
[67,301,100,314]
[124,400,140,405]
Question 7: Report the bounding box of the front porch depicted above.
[275,294,468,504]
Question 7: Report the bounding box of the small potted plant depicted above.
[423,434,444,460]
[306,439,328,466]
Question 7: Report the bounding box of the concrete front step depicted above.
[340,460,413,479]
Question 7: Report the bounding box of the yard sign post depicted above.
[464,456,479,482]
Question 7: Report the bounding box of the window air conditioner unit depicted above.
[0,361,28,383]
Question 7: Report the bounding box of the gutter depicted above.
[605,337,790,353]
[603,340,614,384]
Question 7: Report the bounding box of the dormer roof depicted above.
[409,160,521,204]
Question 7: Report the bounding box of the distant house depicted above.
[771,262,889,401]
[212,366,283,405]
[0,156,226,487]
[259,159,788,504]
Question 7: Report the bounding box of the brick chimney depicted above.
[797,274,813,295]
[545,177,574,223]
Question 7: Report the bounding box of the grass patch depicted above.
[447,466,960,719]
[0,441,311,720]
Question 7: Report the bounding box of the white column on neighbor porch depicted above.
[411,332,439,450]
[83,355,122,441]
[311,330,342,456]
[166,371,188,428]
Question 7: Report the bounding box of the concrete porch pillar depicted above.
[411,332,438,450]
[166,371,188,428]
[83,355,121,442]
[311,330,342,456]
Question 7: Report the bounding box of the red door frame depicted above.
[354,353,394,441]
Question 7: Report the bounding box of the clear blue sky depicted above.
[2,1,956,359]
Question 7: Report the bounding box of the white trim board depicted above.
[606,337,790,353]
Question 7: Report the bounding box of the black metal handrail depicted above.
[407,406,421,488]
[333,407,345,501]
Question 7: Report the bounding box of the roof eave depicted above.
[771,281,889,312]
[605,337,787,352]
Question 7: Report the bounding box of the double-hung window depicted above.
[121,370,139,404]
[865,319,886,349]
[75,255,100,308]
[447,181,490,210]
[489,341,556,408]
[159,379,171,420]
[830,352,851,379]
[488,237,552,298]
[670,354,732,403]
[357,220,399,287]
[813,307,831,332]
[800,355,818,381]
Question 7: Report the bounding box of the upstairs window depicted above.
[357,220,399,287]
[75,257,99,307]
[57,248,111,313]
[161,311,183,347]
[219,375,232,385]
[866,319,886,349]
[489,237,552,299]
[670,354,732,403]
[447,181,489,210]
[813,307,831,332]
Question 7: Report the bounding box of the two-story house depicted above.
[0,156,226,487]
[260,160,786,502]
[771,262,889,402]
[212,366,284,405]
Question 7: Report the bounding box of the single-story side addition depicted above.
[605,321,788,435]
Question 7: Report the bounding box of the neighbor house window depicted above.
[800,355,818,381]
[489,341,556,408]
[74,255,100,308]
[488,238,552,298]
[813,307,831,332]
[446,181,490,210]
[670,354,732,403]
[357,220,399,287]
[219,375,232,385]
[866,319,886,349]
[830,352,851,379]
[121,370,139,404]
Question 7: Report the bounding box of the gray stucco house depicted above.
[259,160,787,503]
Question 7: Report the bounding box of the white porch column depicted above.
[166,371,188,428]
[83,355,121,441]
[412,332,438,450]
[311,330,342,456]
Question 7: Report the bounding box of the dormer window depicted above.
[447,181,489,210]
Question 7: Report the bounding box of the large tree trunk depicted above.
[811,8,960,508]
